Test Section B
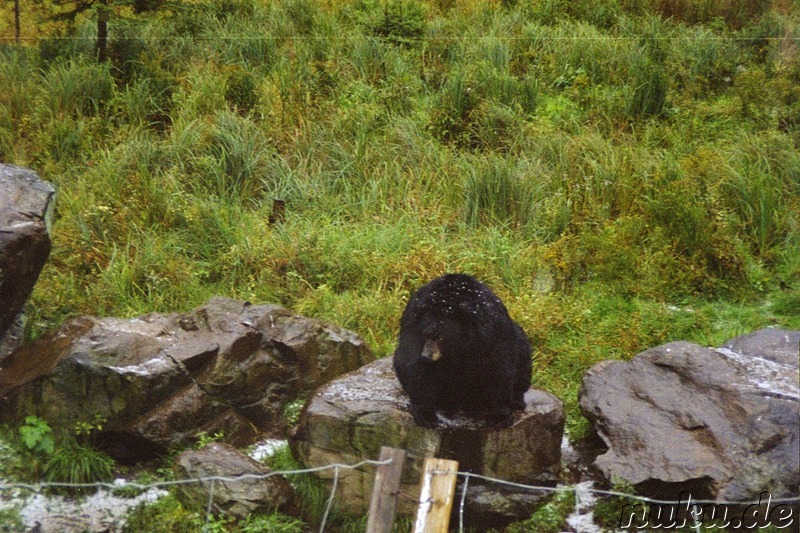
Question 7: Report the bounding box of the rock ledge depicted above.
[291,357,564,527]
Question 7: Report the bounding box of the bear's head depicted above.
[417,311,487,364]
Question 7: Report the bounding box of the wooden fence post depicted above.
[366,447,407,533]
[413,457,459,533]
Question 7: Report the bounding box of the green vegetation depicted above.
[123,493,221,533]
[0,507,25,533]
[594,477,640,530]
[506,488,576,532]
[2,0,796,436]
[122,441,396,532]
[261,443,414,532]
[265,443,354,529]
[124,491,307,533]
[1,0,799,529]
[0,416,115,492]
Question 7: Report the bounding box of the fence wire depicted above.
[2,35,800,43]
[1,456,798,532]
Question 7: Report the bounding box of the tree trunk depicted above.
[14,0,21,43]
[96,0,109,62]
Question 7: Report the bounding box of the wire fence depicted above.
[1,456,798,533]
[2,35,799,42]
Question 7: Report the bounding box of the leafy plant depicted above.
[111,471,160,498]
[41,57,114,116]
[18,416,55,456]
[124,492,307,533]
[223,65,258,113]
[429,70,479,147]
[195,430,225,448]
[2,416,116,487]
[265,443,380,530]
[463,155,535,228]
[74,414,106,440]
[282,398,306,427]
[266,444,331,523]
[771,290,800,317]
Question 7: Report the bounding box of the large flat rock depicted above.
[0,297,373,460]
[0,165,56,361]
[580,329,799,503]
[173,442,298,519]
[290,357,564,528]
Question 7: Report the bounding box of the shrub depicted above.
[238,514,305,533]
[223,65,258,113]
[0,47,39,125]
[369,0,428,45]
[44,439,115,488]
[670,25,743,95]
[208,110,272,199]
[430,63,536,150]
[721,134,794,258]
[627,54,668,118]
[123,493,202,533]
[1,416,115,488]
[110,73,173,128]
[649,0,772,30]
[41,57,115,117]
[0,508,25,532]
[593,477,639,529]
[771,290,800,316]
[463,155,537,227]
[429,69,479,147]
[107,22,148,83]
[47,116,88,160]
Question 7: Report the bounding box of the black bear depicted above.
[393,273,532,428]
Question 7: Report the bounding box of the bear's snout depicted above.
[421,338,443,362]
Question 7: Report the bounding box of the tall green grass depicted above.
[40,58,114,117]
[0,0,796,455]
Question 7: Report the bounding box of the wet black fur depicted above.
[393,273,532,428]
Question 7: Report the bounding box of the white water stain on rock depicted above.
[715,347,800,401]
[564,480,602,533]
[559,437,603,533]
[249,438,288,462]
[0,481,167,533]
[0,439,289,532]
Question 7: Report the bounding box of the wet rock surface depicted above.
[173,442,298,519]
[0,165,56,363]
[290,357,565,528]
[0,297,372,460]
[580,329,800,503]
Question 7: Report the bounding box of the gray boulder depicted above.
[579,329,799,502]
[174,442,298,519]
[0,165,56,361]
[290,357,565,528]
[0,297,372,460]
